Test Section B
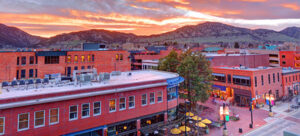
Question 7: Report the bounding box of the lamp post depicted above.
[249,101,253,128]
[184,99,190,136]
[220,103,229,136]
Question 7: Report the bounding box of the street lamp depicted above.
[184,99,190,136]
[265,91,274,117]
[220,103,229,136]
[249,101,253,128]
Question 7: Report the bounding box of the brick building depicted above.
[212,66,283,106]
[0,50,131,82]
[281,67,300,96]
[0,70,184,136]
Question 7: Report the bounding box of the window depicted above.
[18,113,29,131]
[21,69,26,78]
[150,93,155,104]
[82,103,90,118]
[21,56,26,65]
[254,77,257,87]
[34,111,45,128]
[157,91,163,103]
[286,77,288,83]
[29,69,34,78]
[129,96,135,109]
[296,75,298,81]
[29,56,34,64]
[261,75,264,85]
[233,76,251,86]
[81,66,85,70]
[168,87,177,100]
[93,102,101,116]
[289,76,291,82]
[35,56,38,64]
[0,117,4,135]
[120,54,123,60]
[69,105,78,120]
[17,57,19,65]
[45,56,59,64]
[92,55,95,61]
[74,55,78,62]
[87,55,91,62]
[67,55,71,63]
[282,55,285,58]
[293,75,295,81]
[273,73,275,83]
[119,98,126,111]
[87,66,91,69]
[268,74,270,84]
[282,61,286,65]
[142,94,147,106]
[109,99,116,112]
[35,69,38,78]
[115,54,119,60]
[213,74,225,82]
[49,108,59,125]
[16,70,19,79]
[81,55,85,62]
[227,74,231,83]
[277,73,280,82]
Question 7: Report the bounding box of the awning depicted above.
[212,85,226,91]
[167,76,184,88]
[233,75,250,80]
[212,73,225,77]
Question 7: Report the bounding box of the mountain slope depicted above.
[0,24,44,48]
[280,27,300,39]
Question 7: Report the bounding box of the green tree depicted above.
[234,42,240,49]
[158,50,179,72]
[177,50,213,109]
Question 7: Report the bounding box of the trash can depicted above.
[239,128,243,133]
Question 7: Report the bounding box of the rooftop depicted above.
[204,53,260,57]
[217,66,277,71]
[0,70,178,100]
[282,67,300,74]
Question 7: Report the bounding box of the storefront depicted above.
[63,125,106,136]
[140,113,165,136]
[234,88,251,107]
[107,120,137,136]
[211,85,233,101]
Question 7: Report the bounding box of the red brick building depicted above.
[0,50,131,82]
[281,68,300,96]
[212,66,283,106]
[0,70,183,136]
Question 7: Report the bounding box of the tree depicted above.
[248,43,254,48]
[177,50,213,109]
[234,42,240,49]
[158,50,179,72]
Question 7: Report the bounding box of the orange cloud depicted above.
[281,3,300,11]
[239,0,267,2]
[130,4,160,11]
[136,0,190,4]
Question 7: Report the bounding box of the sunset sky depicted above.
[0,0,300,37]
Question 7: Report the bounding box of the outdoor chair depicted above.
[26,79,34,90]
[35,79,42,88]
[11,80,18,87]
[18,80,26,90]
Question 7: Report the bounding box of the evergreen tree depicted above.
[158,50,179,72]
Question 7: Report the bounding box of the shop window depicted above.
[69,105,78,120]
[107,120,136,135]
[0,117,4,135]
[87,55,91,62]
[30,56,34,64]
[167,87,177,101]
[34,111,45,128]
[21,56,26,65]
[45,56,59,64]
[74,55,78,62]
[157,92,163,103]
[150,93,155,104]
[81,55,85,62]
[142,94,147,106]
[18,113,29,131]
[109,99,116,112]
[67,55,71,63]
[17,57,19,65]
[227,74,231,83]
[119,98,126,111]
[82,103,90,118]
[21,69,26,78]
[254,77,257,87]
[49,108,59,125]
[141,114,164,127]
[129,96,135,109]
[93,102,101,116]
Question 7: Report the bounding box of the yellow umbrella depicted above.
[196,122,206,128]
[179,126,191,132]
[185,112,194,117]
[192,116,202,121]
[170,128,181,134]
[201,119,212,124]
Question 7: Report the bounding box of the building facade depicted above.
[0,70,183,136]
[0,50,131,82]
[281,68,300,96]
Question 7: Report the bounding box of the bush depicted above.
[229,116,240,121]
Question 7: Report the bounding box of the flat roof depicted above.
[216,66,277,71]
[204,53,262,57]
[0,70,178,100]
[282,68,300,74]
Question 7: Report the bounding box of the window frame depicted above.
[109,99,117,113]
[128,96,135,109]
[93,101,101,116]
[157,91,163,103]
[119,97,126,111]
[21,56,26,65]
[150,92,155,104]
[34,110,45,128]
[81,103,90,118]
[18,113,29,131]
[142,94,147,106]
[69,105,78,121]
[0,117,4,135]
[49,108,59,125]
[29,56,34,64]
[29,69,34,78]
